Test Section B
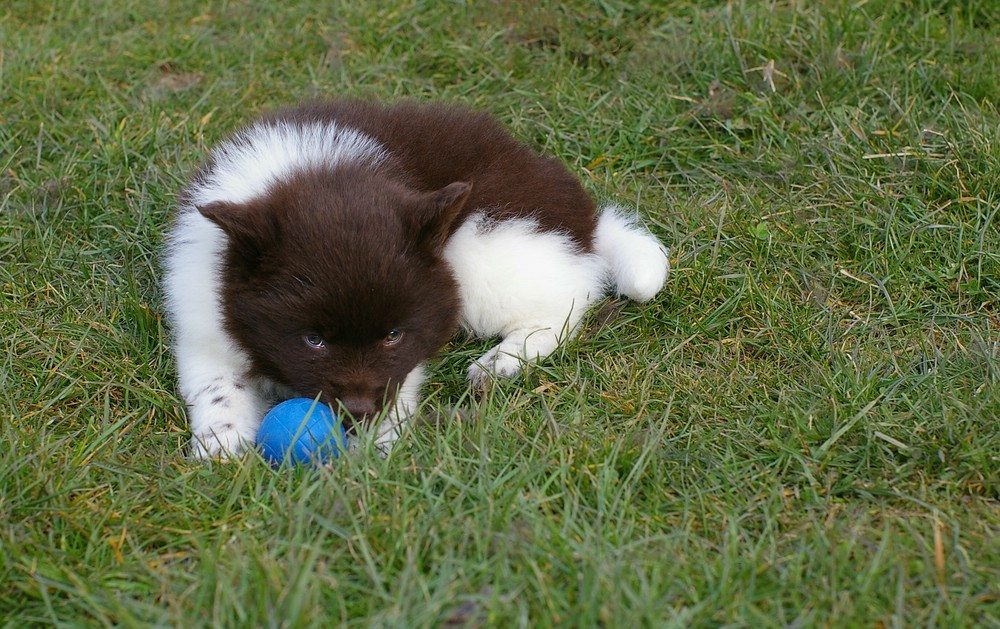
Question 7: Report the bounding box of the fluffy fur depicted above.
[163,100,669,458]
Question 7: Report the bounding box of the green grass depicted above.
[2,0,999,626]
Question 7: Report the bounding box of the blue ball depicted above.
[256,398,347,467]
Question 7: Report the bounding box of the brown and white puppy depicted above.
[163,100,668,458]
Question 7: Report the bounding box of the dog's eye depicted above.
[384,328,403,346]
[303,334,326,349]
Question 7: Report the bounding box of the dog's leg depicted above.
[166,213,270,459]
[178,343,269,459]
[445,214,606,388]
[371,364,427,452]
[467,325,564,388]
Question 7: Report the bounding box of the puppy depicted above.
[163,100,668,458]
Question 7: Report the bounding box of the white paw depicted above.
[467,345,525,389]
[182,376,268,460]
[189,423,257,459]
[370,415,408,457]
[189,404,262,459]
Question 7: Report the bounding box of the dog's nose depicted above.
[337,396,376,422]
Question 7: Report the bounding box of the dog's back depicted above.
[267,101,599,249]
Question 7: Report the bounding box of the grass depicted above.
[1,0,998,626]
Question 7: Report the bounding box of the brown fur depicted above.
[266,100,598,250]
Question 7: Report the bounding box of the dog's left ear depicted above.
[409,181,472,256]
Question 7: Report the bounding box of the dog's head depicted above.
[198,167,470,427]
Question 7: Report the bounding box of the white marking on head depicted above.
[188,121,387,207]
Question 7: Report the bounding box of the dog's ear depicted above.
[409,181,472,256]
[198,200,279,267]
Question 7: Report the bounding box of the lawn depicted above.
[1,0,999,626]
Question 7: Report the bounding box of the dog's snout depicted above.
[337,396,377,422]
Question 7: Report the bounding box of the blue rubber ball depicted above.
[256,398,347,467]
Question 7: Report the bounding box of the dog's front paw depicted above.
[371,414,409,456]
[183,380,267,460]
[467,345,525,390]
[190,425,256,460]
[189,409,261,460]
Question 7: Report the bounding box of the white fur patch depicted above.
[188,121,386,206]
[594,206,669,302]
[443,214,608,386]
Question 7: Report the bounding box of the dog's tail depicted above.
[594,205,669,302]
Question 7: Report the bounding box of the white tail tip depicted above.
[594,206,669,302]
